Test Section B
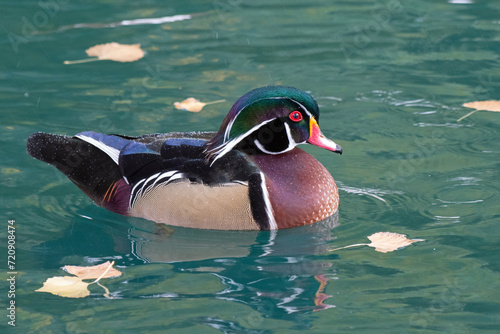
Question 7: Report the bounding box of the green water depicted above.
[2,0,500,332]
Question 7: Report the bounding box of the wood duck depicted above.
[27,86,342,230]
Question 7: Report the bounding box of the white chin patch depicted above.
[254,139,294,155]
[253,122,297,154]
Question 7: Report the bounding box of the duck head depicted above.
[205,86,342,162]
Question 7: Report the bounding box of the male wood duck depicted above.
[27,86,342,230]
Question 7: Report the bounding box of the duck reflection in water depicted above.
[111,212,340,319]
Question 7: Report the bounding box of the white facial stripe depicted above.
[284,122,296,146]
[210,118,277,165]
[253,139,295,155]
[253,140,281,155]
[223,117,236,142]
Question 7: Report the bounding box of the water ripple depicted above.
[421,175,499,224]
[338,183,404,205]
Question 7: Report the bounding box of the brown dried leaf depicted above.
[174,98,225,112]
[36,276,90,298]
[367,232,424,253]
[63,261,122,280]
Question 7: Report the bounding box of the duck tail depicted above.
[27,132,131,215]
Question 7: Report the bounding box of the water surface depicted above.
[2,0,500,333]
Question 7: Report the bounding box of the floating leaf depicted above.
[463,100,500,111]
[36,276,90,298]
[64,260,122,280]
[458,100,500,122]
[1,168,20,174]
[366,232,425,253]
[36,261,119,298]
[174,98,225,112]
[64,43,144,65]
[86,43,144,62]
[330,232,424,253]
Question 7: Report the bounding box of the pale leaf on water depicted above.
[458,100,500,122]
[463,100,500,112]
[64,43,145,64]
[64,260,122,280]
[36,261,119,298]
[86,43,144,62]
[330,232,424,253]
[174,98,225,112]
[366,232,425,253]
[36,276,90,298]
[174,98,205,112]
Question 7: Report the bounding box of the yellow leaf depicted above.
[366,232,424,253]
[1,168,20,174]
[63,261,122,280]
[64,42,144,64]
[458,100,500,121]
[175,55,202,65]
[36,276,90,298]
[174,98,225,112]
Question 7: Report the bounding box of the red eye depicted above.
[289,111,303,122]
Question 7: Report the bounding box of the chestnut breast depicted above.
[251,148,339,229]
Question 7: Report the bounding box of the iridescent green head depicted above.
[205,86,342,162]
